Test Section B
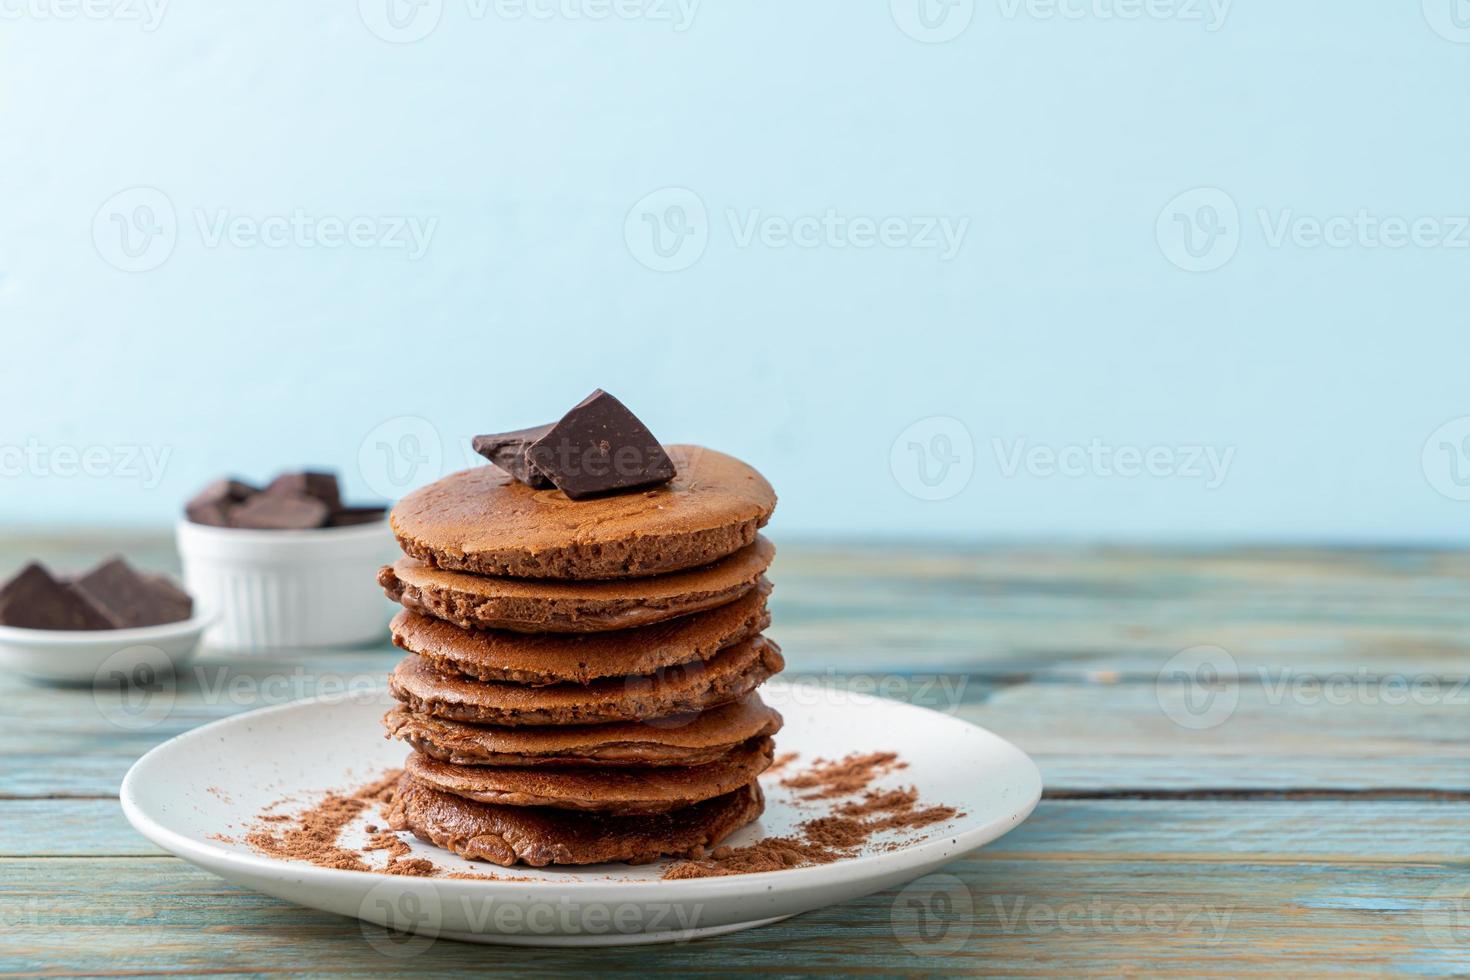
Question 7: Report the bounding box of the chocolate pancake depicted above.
[390,582,770,686]
[384,693,783,767]
[402,736,772,814]
[380,536,775,634]
[388,635,783,726]
[390,446,776,580]
[390,776,764,867]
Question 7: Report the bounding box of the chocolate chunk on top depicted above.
[0,563,121,631]
[527,389,677,499]
[230,493,330,530]
[264,471,341,510]
[472,424,556,488]
[74,557,193,628]
[185,478,256,527]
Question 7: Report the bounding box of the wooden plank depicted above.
[5,670,1467,797]
[6,796,1469,863]
[0,840,1463,976]
[0,800,163,857]
[960,679,1470,793]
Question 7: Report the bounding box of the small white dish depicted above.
[122,681,1042,947]
[0,612,215,685]
[175,518,400,652]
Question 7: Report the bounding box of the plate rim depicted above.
[120,682,1043,901]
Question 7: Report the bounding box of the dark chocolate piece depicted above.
[528,389,677,499]
[0,563,121,631]
[230,493,330,530]
[472,424,555,488]
[74,557,193,628]
[328,505,388,527]
[185,477,256,527]
[264,471,341,510]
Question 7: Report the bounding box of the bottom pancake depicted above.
[389,775,765,867]
[402,736,773,814]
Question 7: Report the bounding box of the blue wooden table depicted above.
[2,532,1468,975]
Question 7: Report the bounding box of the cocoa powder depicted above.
[243,770,441,876]
[779,751,905,800]
[663,752,960,879]
[240,751,957,881]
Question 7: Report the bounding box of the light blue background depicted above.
[2,1,1468,541]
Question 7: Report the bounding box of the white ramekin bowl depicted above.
[175,518,400,653]
[0,612,215,685]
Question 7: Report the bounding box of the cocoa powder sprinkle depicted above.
[779,751,905,800]
[664,752,959,879]
[243,770,440,876]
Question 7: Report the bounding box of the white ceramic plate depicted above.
[121,682,1041,947]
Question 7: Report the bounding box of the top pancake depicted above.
[390,445,776,580]
[380,535,775,633]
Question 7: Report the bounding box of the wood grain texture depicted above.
[3,534,1468,975]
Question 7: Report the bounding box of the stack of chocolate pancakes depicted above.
[380,414,782,867]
